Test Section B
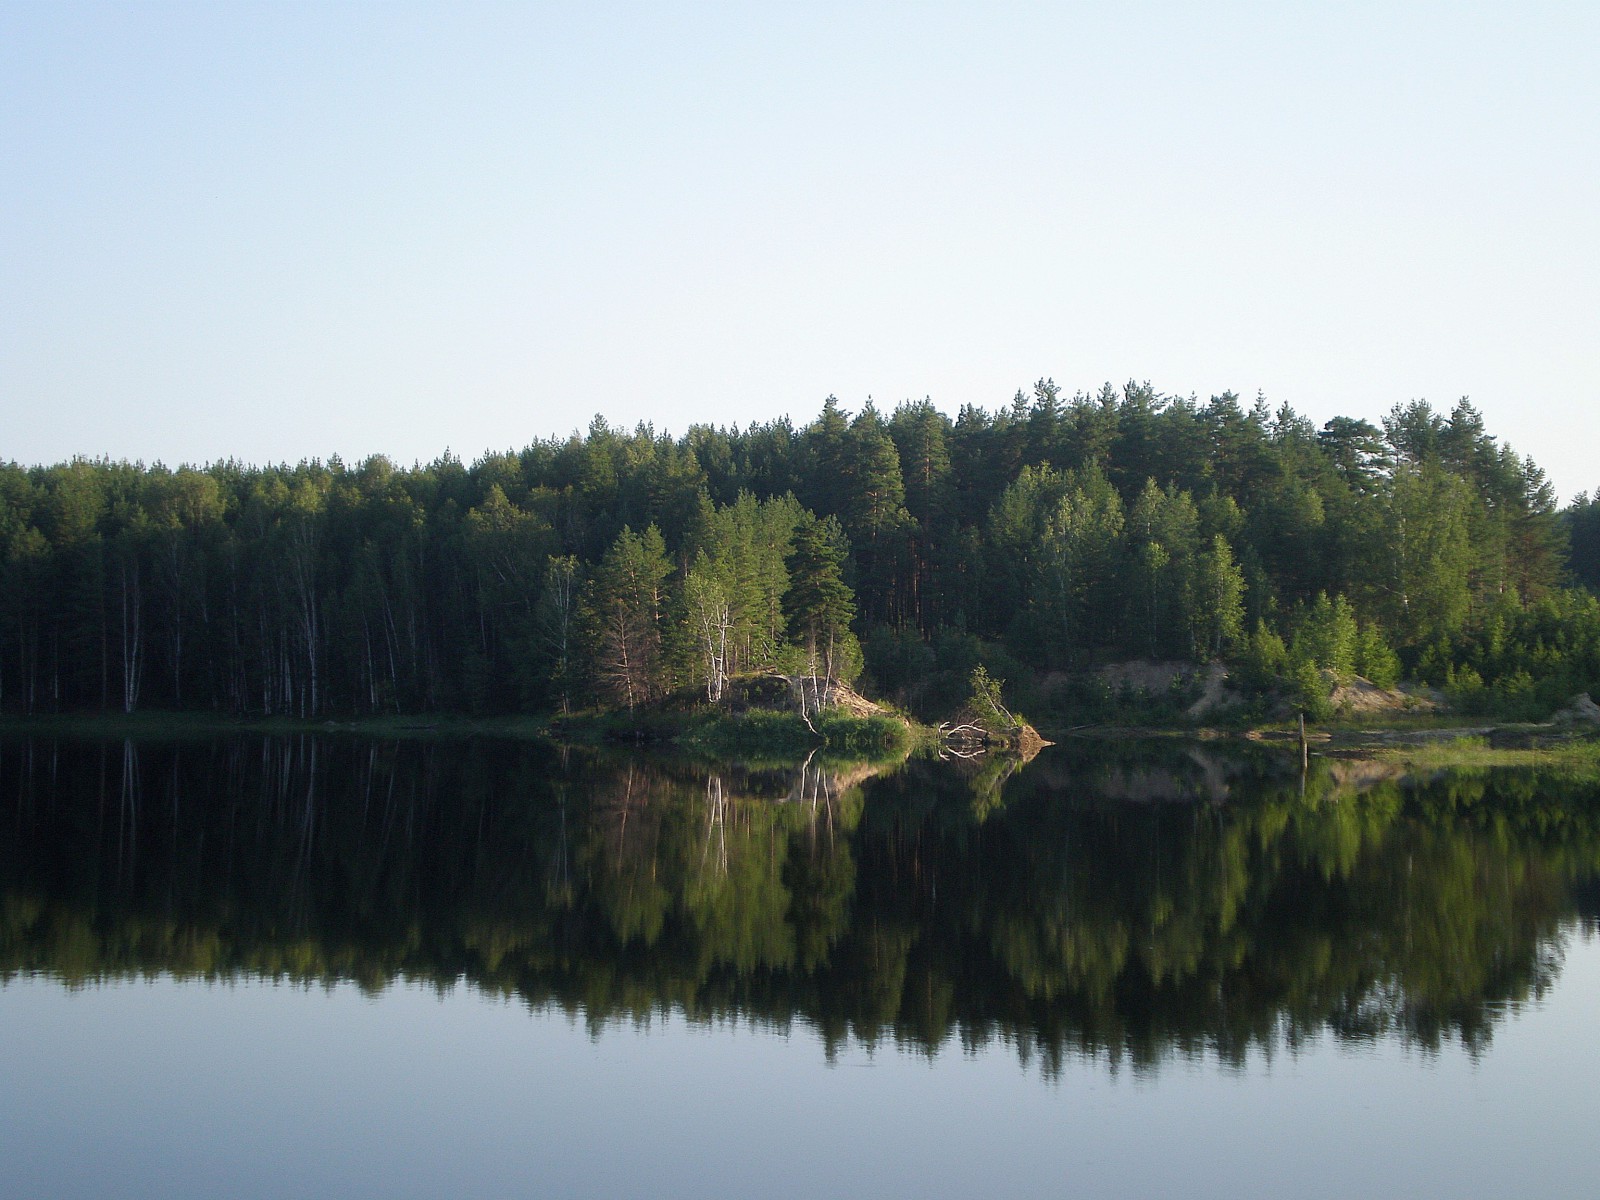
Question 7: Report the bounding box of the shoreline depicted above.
[0,705,928,767]
[5,709,1597,774]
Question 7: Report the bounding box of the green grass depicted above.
[1374,735,1600,778]
[674,706,915,764]
[676,709,819,756]
[816,710,918,757]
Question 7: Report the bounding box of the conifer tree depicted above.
[785,513,857,685]
[583,525,673,710]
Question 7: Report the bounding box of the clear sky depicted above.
[3,2,1596,500]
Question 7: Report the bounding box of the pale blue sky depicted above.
[3,2,1596,500]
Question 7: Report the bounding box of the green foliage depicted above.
[1567,490,1600,594]
[863,623,935,701]
[1291,658,1334,721]
[814,709,912,757]
[0,390,1589,720]
[679,705,910,761]
[1443,663,1487,713]
[1191,533,1245,659]
[680,708,824,757]
[1294,593,1360,680]
[1237,620,1290,693]
[784,511,856,680]
[1356,622,1402,689]
[685,491,803,675]
[860,625,1028,720]
[989,463,1127,665]
[1385,462,1474,643]
[1128,479,1200,659]
[966,664,1012,729]
[582,524,674,709]
[1421,589,1600,718]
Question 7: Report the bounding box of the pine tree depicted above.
[785,513,857,685]
[583,525,673,710]
[840,405,914,626]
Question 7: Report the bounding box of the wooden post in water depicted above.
[1299,712,1309,772]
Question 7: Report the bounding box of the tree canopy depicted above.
[0,385,1593,718]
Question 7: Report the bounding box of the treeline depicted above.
[2,382,1598,717]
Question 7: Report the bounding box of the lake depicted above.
[4,735,1600,1198]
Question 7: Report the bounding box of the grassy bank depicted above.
[1371,736,1600,779]
[548,703,924,765]
[676,708,918,762]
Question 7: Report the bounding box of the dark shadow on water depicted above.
[4,734,1600,1077]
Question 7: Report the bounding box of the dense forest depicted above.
[3,383,1599,720]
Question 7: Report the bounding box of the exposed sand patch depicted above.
[1328,675,1439,714]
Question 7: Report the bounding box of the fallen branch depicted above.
[939,722,990,740]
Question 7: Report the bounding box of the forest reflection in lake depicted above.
[5,734,1600,1074]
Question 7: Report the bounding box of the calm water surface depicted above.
[3,735,1600,1198]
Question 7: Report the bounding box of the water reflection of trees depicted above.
[2,737,1598,1074]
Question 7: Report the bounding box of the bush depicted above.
[1235,621,1289,693]
[1292,593,1359,680]
[815,710,910,757]
[1444,663,1487,714]
[1356,622,1402,689]
[1291,658,1334,721]
[966,665,1011,729]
